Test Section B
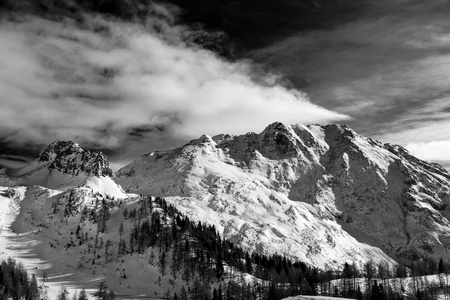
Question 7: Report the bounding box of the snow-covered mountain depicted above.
[36,140,113,177]
[117,122,450,268]
[2,124,450,298]
[0,140,127,199]
[0,141,130,298]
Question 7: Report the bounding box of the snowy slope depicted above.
[0,186,89,300]
[0,185,185,299]
[0,141,128,200]
[117,122,450,268]
[283,297,354,300]
[0,142,196,298]
[1,124,450,298]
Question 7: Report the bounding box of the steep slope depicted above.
[0,185,183,299]
[0,141,203,299]
[1,141,127,199]
[117,122,450,267]
[35,140,113,177]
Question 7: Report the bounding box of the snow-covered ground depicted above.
[0,182,128,299]
[2,183,450,300]
[0,185,191,299]
[118,122,450,269]
[283,297,354,300]
[0,186,89,299]
[117,124,400,269]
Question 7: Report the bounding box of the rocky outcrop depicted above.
[117,122,450,266]
[37,140,113,177]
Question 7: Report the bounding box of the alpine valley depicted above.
[1,122,450,299]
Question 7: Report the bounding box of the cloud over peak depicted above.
[0,7,348,161]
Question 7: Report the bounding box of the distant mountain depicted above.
[2,124,450,298]
[2,139,303,299]
[36,140,113,177]
[117,122,450,267]
[1,140,126,199]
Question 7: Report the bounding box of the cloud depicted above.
[252,9,450,115]
[0,9,348,162]
[369,97,450,170]
[249,1,450,169]
[406,140,450,163]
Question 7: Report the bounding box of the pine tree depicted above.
[42,270,48,288]
[149,250,155,265]
[78,289,88,300]
[245,252,252,274]
[57,286,69,300]
[29,273,39,300]
[163,289,171,300]
[94,281,108,300]
[371,281,384,300]
[356,285,363,300]
[215,242,224,279]
[180,286,188,300]
[119,221,124,237]
[105,239,113,263]
[439,258,447,273]
[171,243,178,279]
[159,248,166,275]
[268,283,278,300]
[218,285,223,300]
[118,238,127,256]
[365,260,376,292]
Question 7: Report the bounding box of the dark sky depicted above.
[1,0,450,170]
[250,0,450,156]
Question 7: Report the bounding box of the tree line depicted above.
[0,257,39,300]
[10,192,450,300]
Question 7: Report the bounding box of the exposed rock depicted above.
[117,122,450,267]
[37,140,113,177]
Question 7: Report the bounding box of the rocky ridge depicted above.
[0,140,126,200]
[117,122,450,267]
[37,140,113,177]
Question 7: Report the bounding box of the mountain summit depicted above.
[37,140,113,177]
[117,122,450,267]
[0,140,126,198]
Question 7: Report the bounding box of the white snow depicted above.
[118,122,450,269]
[117,124,400,268]
[0,186,83,299]
[283,297,354,300]
[2,122,450,299]
[84,176,128,199]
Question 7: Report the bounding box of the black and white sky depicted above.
[1,0,450,170]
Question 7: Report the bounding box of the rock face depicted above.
[0,141,127,199]
[117,122,450,267]
[37,140,113,177]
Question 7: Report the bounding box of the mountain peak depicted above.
[263,121,289,131]
[38,140,82,162]
[37,140,113,177]
[187,135,216,146]
[117,122,450,266]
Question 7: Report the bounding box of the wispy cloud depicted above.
[406,141,450,163]
[251,0,450,168]
[379,98,450,164]
[0,7,348,162]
